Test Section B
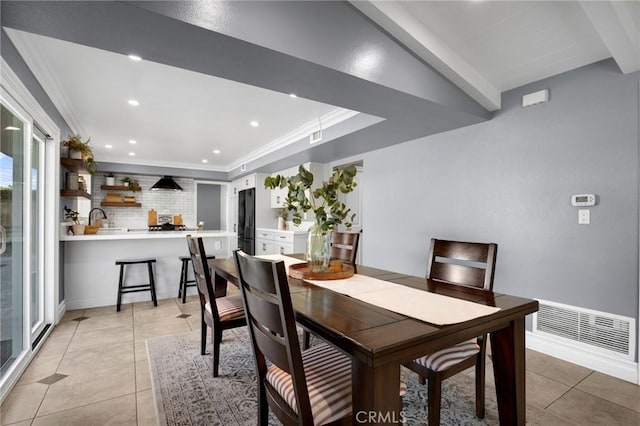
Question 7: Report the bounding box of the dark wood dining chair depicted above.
[329,231,360,264]
[403,238,498,426]
[302,230,361,350]
[234,249,355,425]
[186,235,246,377]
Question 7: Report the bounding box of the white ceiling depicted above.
[353,0,639,110]
[5,1,639,170]
[5,28,354,171]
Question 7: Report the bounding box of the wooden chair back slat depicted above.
[429,263,489,289]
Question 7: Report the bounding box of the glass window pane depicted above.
[0,104,25,377]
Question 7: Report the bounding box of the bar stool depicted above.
[178,255,215,303]
[115,258,157,311]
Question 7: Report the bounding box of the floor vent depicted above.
[532,299,635,361]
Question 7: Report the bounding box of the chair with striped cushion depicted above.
[186,235,246,377]
[403,238,498,426]
[235,249,407,425]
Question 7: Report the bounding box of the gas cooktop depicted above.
[148,223,188,231]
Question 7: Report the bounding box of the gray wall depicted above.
[359,59,638,323]
[197,183,221,230]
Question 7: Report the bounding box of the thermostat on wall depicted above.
[571,194,596,207]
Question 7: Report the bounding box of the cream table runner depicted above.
[256,254,500,325]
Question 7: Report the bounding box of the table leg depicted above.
[490,318,526,426]
[213,270,228,298]
[352,359,403,425]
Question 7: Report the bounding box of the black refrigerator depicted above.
[237,188,255,255]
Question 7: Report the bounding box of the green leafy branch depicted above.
[264,165,357,234]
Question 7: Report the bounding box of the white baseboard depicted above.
[64,290,195,311]
[526,331,638,384]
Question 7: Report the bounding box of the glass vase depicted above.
[307,223,330,272]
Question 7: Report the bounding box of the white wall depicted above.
[356,60,638,326]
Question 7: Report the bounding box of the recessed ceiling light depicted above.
[202,159,208,164]
[213,149,221,155]
[4,126,20,131]
[128,54,142,61]
[128,99,140,106]
[250,121,259,127]
[129,139,137,144]
[105,144,113,149]
[128,152,135,156]
[289,93,297,98]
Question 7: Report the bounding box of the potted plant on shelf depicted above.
[265,165,357,272]
[120,176,139,192]
[62,135,93,160]
[61,135,96,173]
[64,205,85,235]
[104,172,115,186]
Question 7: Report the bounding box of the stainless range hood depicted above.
[150,176,183,191]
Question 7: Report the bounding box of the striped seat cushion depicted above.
[266,343,352,425]
[205,293,245,322]
[413,341,480,372]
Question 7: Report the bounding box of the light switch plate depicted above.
[578,209,590,225]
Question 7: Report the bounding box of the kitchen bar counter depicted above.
[60,229,234,241]
[62,231,234,309]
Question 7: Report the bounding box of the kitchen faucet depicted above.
[88,208,107,225]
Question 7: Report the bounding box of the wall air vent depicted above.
[522,89,549,107]
[532,299,635,361]
[310,129,322,144]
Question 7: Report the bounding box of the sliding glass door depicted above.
[30,131,45,340]
[0,103,26,378]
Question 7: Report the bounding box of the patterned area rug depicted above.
[147,328,499,425]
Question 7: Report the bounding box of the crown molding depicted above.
[1,57,60,140]
[227,108,359,172]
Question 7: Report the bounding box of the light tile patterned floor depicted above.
[1,295,639,425]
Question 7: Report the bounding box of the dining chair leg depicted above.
[200,313,207,356]
[213,328,222,377]
[257,383,269,426]
[475,353,486,418]
[427,372,442,426]
[302,330,311,350]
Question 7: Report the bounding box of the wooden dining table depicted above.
[209,255,538,425]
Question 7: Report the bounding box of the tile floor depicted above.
[1,295,639,425]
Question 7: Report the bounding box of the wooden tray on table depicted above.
[288,260,354,280]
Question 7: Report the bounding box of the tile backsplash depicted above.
[92,174,195,229]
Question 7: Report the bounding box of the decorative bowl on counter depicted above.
[84,225,100,235]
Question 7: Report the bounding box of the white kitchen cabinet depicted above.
[255,228,307,255]
[240,174,256,190]
[231,179,241,197]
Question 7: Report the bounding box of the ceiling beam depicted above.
[351,0,501,111]
[580,0,639,74]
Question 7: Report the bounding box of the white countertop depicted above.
[256,227,308,235]
[60,230,234,241]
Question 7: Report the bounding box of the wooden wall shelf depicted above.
[60,158,90,173]
[61,189,91,199]
[100,185,142,192]
[100,202,142,208]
